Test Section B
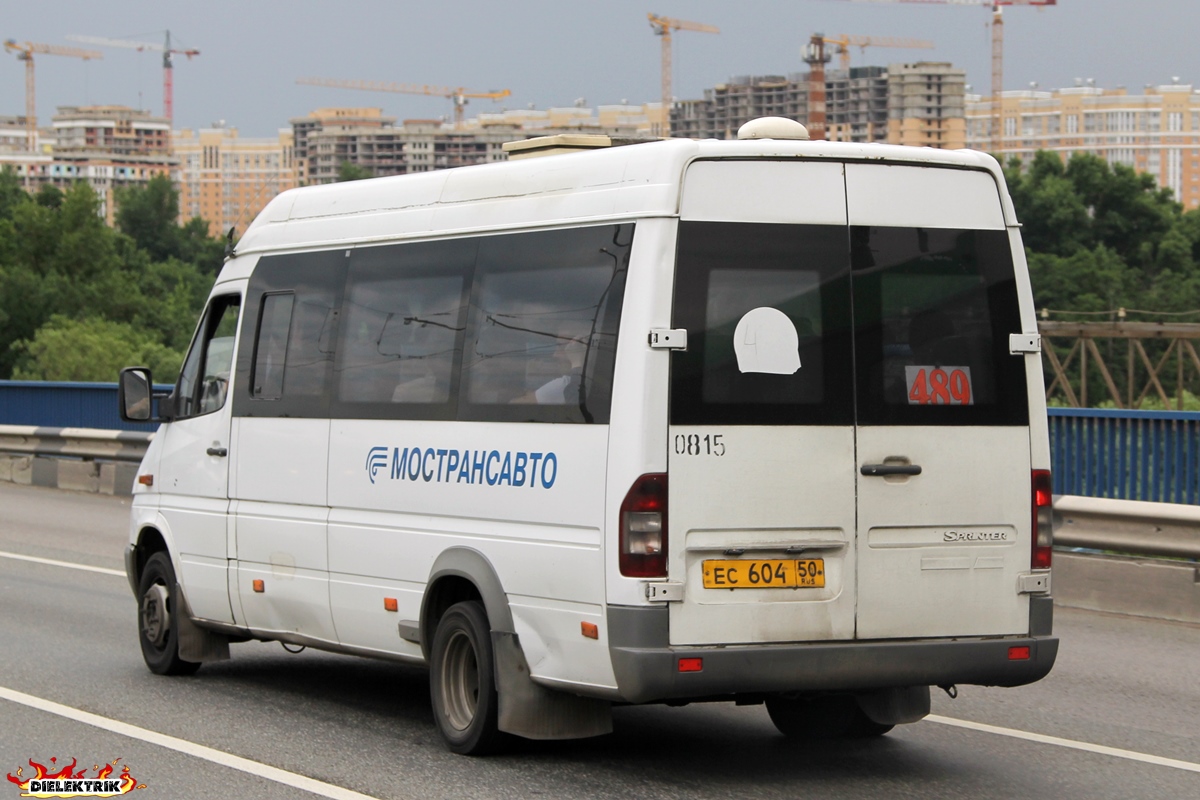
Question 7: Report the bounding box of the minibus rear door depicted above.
[846,164,1033,640]
[667,161,858,646]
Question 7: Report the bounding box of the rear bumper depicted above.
[607,605,1058,704]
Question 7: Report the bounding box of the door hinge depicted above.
[1009,333,1041,354]
[1018,572,1051,594]
[649,329,687,350]
[645,581,684,602]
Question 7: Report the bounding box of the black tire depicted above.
[429,601,505,755]
[846,712,895,738]
[137,551,201,676]
[765,693,892,739]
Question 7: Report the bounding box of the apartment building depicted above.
[673,75,809,140]
[173,125,296,237]
[672,62,965,148]
[291,104,661,185]
[0,106,177,222]
[886,62,967,149]
[967,81,1200,208]
[469,102,664,137]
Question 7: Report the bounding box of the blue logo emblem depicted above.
[365,446,389,484]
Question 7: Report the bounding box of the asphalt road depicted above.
[1,482,1197,799]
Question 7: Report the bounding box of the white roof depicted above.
[233,138,1011,262]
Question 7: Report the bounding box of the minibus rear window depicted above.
[671,221,854,426]
[851,226,1029,426]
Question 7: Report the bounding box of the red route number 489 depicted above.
[905,365,974,406]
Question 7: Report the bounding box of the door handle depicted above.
[206,447,228,457]
[861,463,921,476]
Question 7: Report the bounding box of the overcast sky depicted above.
[3,1,1198,138]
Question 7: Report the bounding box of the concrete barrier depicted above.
[0,425,150,496]
[1052,551,1200,625]
[0,452,141,495]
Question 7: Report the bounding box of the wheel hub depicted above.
[141,583,170,647]
[440,630,480,731]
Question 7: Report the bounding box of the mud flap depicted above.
[175,583,231,663]
[856,685,931,726]
[492,631,612,740]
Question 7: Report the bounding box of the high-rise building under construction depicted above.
[672,62,966,149]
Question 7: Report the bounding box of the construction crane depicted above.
[295,77,511,128]
[832,1,1057,151]
[823,34,935,72]
[648,13,719,138]
[67,31,200,128]
[3,40,102,152]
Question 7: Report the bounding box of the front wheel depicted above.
[137,551,201,676]
[429,601,505,755]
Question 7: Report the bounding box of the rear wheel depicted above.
[429,601,504,755]
[765,694,893,739]
[137,551,201,676]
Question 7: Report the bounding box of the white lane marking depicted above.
[928,714,1200,774]
[0,686,386,800]
[0,550,124,577]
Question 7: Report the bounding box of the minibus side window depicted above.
[851,227,1028,426]
[177,295,241,418]
[233,250,348,419]
[331,239,475,421]
[251,293,294,400]
[460,224,630,425]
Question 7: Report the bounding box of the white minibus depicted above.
[120,118,1056,754]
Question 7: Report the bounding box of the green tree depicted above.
[0,166,25,220]
[10,315,182,382]
[177,216,227,274]
[115,174,181,262]
[0,178,219,379]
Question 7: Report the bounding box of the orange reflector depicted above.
[383,597,398,612]
[1008,645,1031,661]
[138,474,154,486]
[580,621,599,639]
[678,657,703,673]
[252,579,265,593]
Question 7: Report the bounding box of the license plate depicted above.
[702,559,825,589]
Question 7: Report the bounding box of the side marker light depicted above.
[383,597,398,612]
[138,474,153,486]
[252,579,265,593]
[580,621,599,639]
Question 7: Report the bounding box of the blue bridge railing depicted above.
[0,380,166,432]
[1048,407,1200,504]
[4,382,1200,504]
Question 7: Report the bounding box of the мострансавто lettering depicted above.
[368,446,558,489]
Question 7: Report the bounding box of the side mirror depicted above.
[119,367,172,423]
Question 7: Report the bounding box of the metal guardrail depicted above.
[2,424,1195,561]
[0,424,153,464]
[1054,495,1200,560]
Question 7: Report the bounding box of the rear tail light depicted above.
[619,473,667,577]
[1032,470,1053,569]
